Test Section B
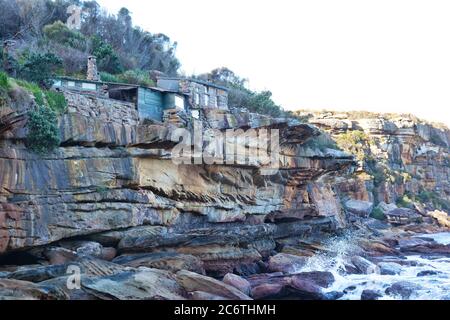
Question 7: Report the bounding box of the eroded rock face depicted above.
[301,110,450,218]
[0,93,354,277]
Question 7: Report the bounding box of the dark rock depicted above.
[417,270,442,277]
[351,256,379,274]
[378,262,402,275]
[267,254,309,274]
[361,290,383,300]
[6,265,68,283]
[288,277,325,300]
[385,281,422,299]
[251,283,285,300]
[292,272,335,288]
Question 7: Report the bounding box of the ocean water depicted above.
[295,232,450,300]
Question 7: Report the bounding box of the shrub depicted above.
[0,72,10,90]
[100,72,120,83]
[370,207,386,221]
[335,130,370,162]
[118,70,155,87]
[20,52,63,88]
[396,194,414,208]
[26,105,60,155]
[46,91,67,114]
[43,21,87,51]
[91,36,123,74]
[16,80,46,106]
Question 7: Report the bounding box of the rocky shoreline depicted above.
[1,91,449,300]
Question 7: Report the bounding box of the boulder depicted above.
[251,283,285,300]
[345,200,374,217]
[351,256,379,274]
[288,277,325,300]
[417,270,442,277]
[222,273,251,296]
[82,269,186,300]
[292,271,335,288]
[428,211,450,228]
[385,281,422,299]
[267,254,309,274]
[176,270,252,300]
[0,279,62,300]
[386,208,422,225]
[6,265,68,283]
[376,202,398,216]
[378,262,402,275]
[113,252,205,274]
[361,290,383,300]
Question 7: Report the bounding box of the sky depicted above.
[96,0,450,127]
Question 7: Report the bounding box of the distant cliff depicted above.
[297,110,450,222]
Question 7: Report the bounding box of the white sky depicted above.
[97,0,450,126]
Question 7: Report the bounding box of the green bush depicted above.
[91,36,123,74]
[20,52,63,88]
[396,194,414,208]
[16,80,46,106]
[43,21,87,51]
[370,207,386,221]
[46,91,67,114]
[335,130,370,162]
[100,72,120,83]
[26,105,60,155]
[0,72,10,90]
[118,70,155,87]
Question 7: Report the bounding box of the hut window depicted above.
[204,94,210,107]
[53,80,62,87]
[82,83,97,90]
[68,81,76,87]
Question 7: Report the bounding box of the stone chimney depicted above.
[87,56,99,81]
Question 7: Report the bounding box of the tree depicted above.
[20,52,62,88]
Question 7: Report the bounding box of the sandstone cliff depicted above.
[0,91,354,277]
[297,110,450,223]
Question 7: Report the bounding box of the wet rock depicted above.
[361,290,383,300]
[385,281,422,299]
[0,279,61,300]
[399,238,450,255]
[378,262,402,275]
[6,265,69,283]
[251,283,285,300]
[113,252,205,274]
[38,276,98,300]
[292,271,335,288]
[323,291,344,300]
[267,254,309,274]
[345,200,374,217]
[176,270,252,300]
[417,270,442,277]
[82,269,186,300]
[288,277,325,300]
[223,273,251,296]
[351,256,380,274]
